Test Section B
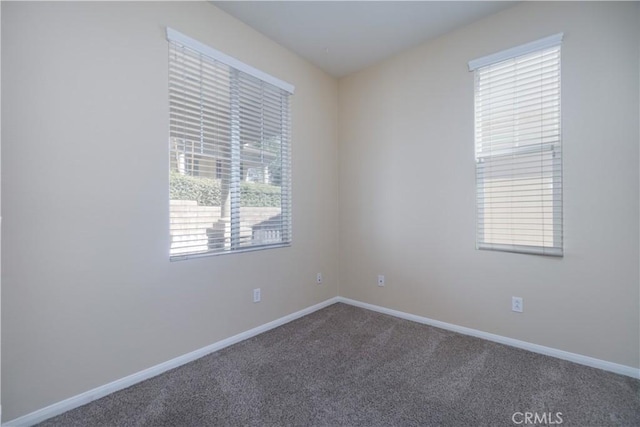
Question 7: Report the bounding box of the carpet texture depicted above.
[39,303,639,426]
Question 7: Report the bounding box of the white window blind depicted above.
[167,29,293,260]
[470,34,563,256]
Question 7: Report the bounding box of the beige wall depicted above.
[1,1,338,421]
[339,1,639,369]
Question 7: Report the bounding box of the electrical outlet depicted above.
[378,275,385,287]
[316,273,323,284]
[253,288,261,303]
[512,296,523,313]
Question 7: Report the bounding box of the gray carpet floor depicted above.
[39,303,639,426]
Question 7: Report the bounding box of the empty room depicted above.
[1,1,639,426]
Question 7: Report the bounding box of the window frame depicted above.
[469,34,564,257]
[167,28,294,260]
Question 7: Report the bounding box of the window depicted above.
[469,34,563,256]
[167,28,294,260]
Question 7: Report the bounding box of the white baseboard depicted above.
[4,297,339,427]
[337,296,640,379]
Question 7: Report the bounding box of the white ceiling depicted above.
[213,1,517,78]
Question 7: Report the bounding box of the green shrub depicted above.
[241,182,281,207]
[169,171,221,206]
[170,171,281,207]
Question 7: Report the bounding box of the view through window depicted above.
[167,29,293,259]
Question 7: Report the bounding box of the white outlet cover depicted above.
[317,273,323,284]
[378,275,385,286]
[512,296,523,313]
[253,288,261,303]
